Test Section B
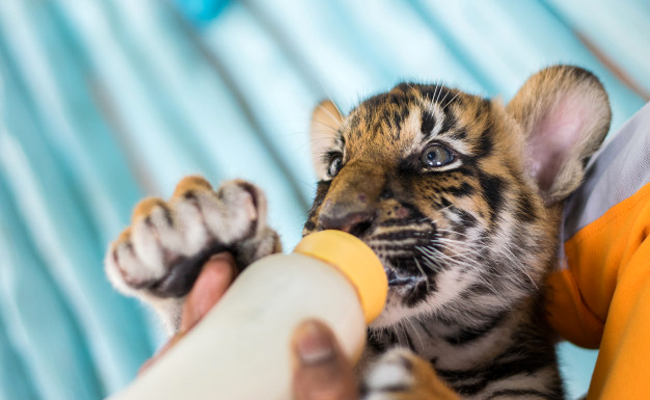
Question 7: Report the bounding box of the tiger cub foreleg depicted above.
[362,349,460,400]
[362,346,564,400]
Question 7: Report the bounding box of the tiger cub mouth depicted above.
[349,212,445,302]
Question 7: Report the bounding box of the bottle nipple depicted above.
[293,230,388,324]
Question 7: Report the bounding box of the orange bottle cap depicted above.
[293,230,388,324]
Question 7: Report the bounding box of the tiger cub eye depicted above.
[421,144,454,167]
[328,155,343,177]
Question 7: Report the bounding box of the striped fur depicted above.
[306,66,610,399]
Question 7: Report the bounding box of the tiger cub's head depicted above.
[303,65,610,328]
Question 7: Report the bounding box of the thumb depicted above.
[292,320,358,400]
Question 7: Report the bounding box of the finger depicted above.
[292,320,358,400]
[140,252,237,375]
[180,252,237,332]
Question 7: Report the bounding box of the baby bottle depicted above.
[110,229,388,400]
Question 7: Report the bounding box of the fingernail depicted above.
[206,252,238,277]
[296,321,335,365]
[208,252,235,265]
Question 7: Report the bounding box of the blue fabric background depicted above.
[0,1,648,399]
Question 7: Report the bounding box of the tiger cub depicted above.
[106,65,610,399]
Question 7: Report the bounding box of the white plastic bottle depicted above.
[110,230,388,400]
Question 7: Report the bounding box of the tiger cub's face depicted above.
[303,66,610,328]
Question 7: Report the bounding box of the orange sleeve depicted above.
[546,182,650,399]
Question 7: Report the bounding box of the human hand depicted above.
[292,320,358,400]
[140,252,359,399]
[139,252,239,374]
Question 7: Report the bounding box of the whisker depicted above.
[500,245,539,290]
[435,82,444,104]
[431,238,485,259]
[406,317,425,350]
[414,258,430,291]
[436,228,477,239]
[439,88,450,109]
[444,91,461,109]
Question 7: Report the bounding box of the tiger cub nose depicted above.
[319,208,374,238]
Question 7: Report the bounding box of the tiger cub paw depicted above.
[362,349,459,400]
[104,176,281,332]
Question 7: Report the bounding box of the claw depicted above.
[117,226,132,243]
[132,198,167,223]
[173,175,213,198]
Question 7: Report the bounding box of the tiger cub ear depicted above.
[310,99,344,179]
[507,65,611,205]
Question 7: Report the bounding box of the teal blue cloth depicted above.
[0,1,647,399]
